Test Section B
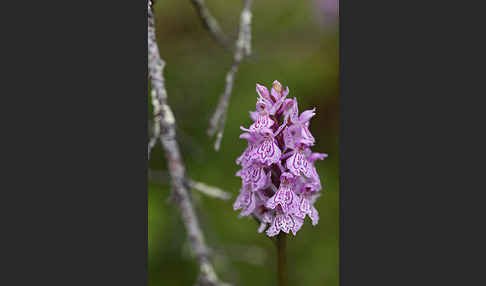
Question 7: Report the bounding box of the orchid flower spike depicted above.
[233,81,327,237]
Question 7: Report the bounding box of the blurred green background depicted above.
[149,0,338,285]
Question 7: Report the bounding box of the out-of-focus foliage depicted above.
[149,0,338,285]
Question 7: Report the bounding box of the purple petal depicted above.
[310,206,319,226]
[301,182,321,194]
[275,212,294,234]
[290,98,299,121]
[258,221,267,233]
[265,186,296,214]
[253,168,270,190]
[286,149,312,177]
[256,83,271,102]
[308,152,328,163]
[301,125,315,144]
[279,98,295,116]
[290,215,304,235]
[275,117,288,137]
[238,163,271,191]
[270,80,283,102]
[240,126,251,132]
[236,144,257,167]
[310,193,321,204]
[240,192,256,216]
[309,165,321,186]
[239,132,251,140]
[256,137,281,165]
[299,195,312,216]
[286,151,300,176]
[249,111,258,121]
[269,87,289,115]
[266,219,280,237]
[257,211,274,233]
[299,108,316,123]
[282,86,289,98]
[233,187,254,215]
[250,114,274,130]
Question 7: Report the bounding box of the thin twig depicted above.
[149,170,232,201]
[207,0,253,151]
[148,89,161,160]
[148,137,157,160]
[187,179,232,200]
[190,0,232,50]
[148,2,229,285]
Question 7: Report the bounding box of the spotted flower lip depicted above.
[233,81,326,237]
[239,127,282,166]
[249,113,274,131]
[236,163,270,191]
[233,185,256,217]
[265,173,298,214]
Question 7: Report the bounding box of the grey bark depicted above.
[148,2,229,285]
[207,0,253,151]
[190,0,231,50]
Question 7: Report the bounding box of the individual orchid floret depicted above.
[305,150,328,186]
[233,80,326,237]
[233,185,257,217]
[295,191,320,226]
[266,208,304,237]
[254,81,289,117]
[256,129,282,166]
[236,163,270,191]
[265,173,298,214]
[286,144,313,177]
[240,127,282,166]
[236,143,256,167]
[279,98,296,118]
[249,103,275,131]
[281,98,316,146]
[291,110,316,145]
[283,124,314,150]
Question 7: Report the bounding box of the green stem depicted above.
[277,232,287,286]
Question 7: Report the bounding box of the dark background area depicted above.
[149,1,338,285]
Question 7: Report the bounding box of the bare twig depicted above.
[148,137,157,160]
[148,89,161,160]
[149,170,232,201]
[187,179,232,200]
[148,2,229,285]
[207,0,253,151]
[190,0,232,50]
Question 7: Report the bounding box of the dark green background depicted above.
[149,1,338,285]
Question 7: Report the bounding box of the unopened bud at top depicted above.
[272,80,282,94]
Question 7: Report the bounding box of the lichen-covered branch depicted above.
[207,0,253,151]
[190,0,231,50]
[148,2,229,285]
[148,90,161,160]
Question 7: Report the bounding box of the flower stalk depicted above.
[277,232,287,286]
